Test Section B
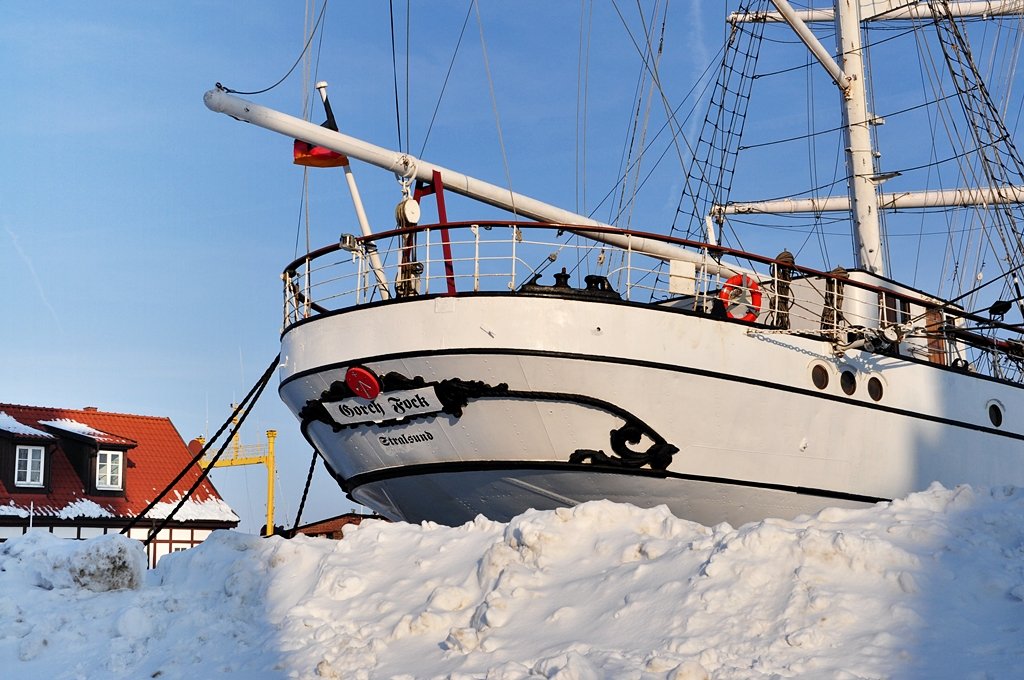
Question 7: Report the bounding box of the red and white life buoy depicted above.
[718,274,762,322]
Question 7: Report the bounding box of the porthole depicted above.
[840,370,857,396]
[811,364,829,390]
[867,377,883,402]
[989,401,1004,428]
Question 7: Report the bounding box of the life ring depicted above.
[718,274,762,322]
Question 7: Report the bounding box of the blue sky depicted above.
[1,2,725,532]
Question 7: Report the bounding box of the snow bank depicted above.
[0,531,145,592]
[2,485,1024,679]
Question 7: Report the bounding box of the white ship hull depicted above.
[279,294,1024,526]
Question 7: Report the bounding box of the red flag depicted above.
[293,139,349,168]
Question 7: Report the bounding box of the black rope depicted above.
[121,353,276,536]
[290,448,320,534]
[583,43,724,222]
[404,0,411,155]
[389,0,404,152]
[419,0,474,157]
[139,354,278,545]
[738,93,960,151]
[946,261,1024,309]
[122,353,280,545]
[218,1,329,96]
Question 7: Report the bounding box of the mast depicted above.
[760,1,884,274]
[834,0,885,276]
[728,2,1024,238]
[715,186,1024,215]
[732,1,1024,23]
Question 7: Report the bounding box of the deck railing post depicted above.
[510,225,517,291]
[472,225,481,292]
[424,228,432,296]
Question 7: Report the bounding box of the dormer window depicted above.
[15,445,45,487]
[96,449,123,490]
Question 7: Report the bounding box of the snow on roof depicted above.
[39,418,107,437]
[0,412,54,439]
[58,499,115,520]
[0,501,30,518]
[144,494,240,523]
[0,498,115,520]
[38,418,135,446]
[0,495,237,522]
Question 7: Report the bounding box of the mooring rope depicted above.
[290,448,320,534]
[121,353,280,546]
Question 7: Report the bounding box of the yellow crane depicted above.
[199,422,277,537]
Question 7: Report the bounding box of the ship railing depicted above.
[283,221,718,313]
[281,221,1024,382]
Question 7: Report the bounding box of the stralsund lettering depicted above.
[379,431,435,447]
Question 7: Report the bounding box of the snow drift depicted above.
[2,484,1024,679]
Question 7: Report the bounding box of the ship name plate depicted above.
[325,387,443,425]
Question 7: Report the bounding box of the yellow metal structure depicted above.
[200,425,277,537]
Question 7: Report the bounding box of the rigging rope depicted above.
[613,0,670,231]
[932,1,1024,320]
[671,0,767,247]
[389,0,404,152]
[295,0,328,263]
[603,0,722,229]
[218,1,328,95]
[419,1,474,157]
[585,47,724,223]
[405,0,411,154]
[738,94,960,151]
[577,0,594,215]
[801,40,833,268]
[121,353,281,545]
[473,0,517,215]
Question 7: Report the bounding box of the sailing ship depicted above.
[206,1,1024,527]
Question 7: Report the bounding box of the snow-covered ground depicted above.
[2,484,1023,679]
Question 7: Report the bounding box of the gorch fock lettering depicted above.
[326,386,442,426]
[337,401,385,419]
[387,393,431,415]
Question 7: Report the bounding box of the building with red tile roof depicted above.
[289,512,385,540]
[0,403,238,566]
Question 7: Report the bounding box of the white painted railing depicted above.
[281,221,1024,383]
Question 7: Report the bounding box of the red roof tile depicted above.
[0,403,237,525]
[292,512,384,538]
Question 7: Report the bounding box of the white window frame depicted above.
[96,449,123,490]
[15,445,45,487]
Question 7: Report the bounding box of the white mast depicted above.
[716,186,1024,215]
[729,1,1024,264]
[834,0,885,276]
[749,2,884,275]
